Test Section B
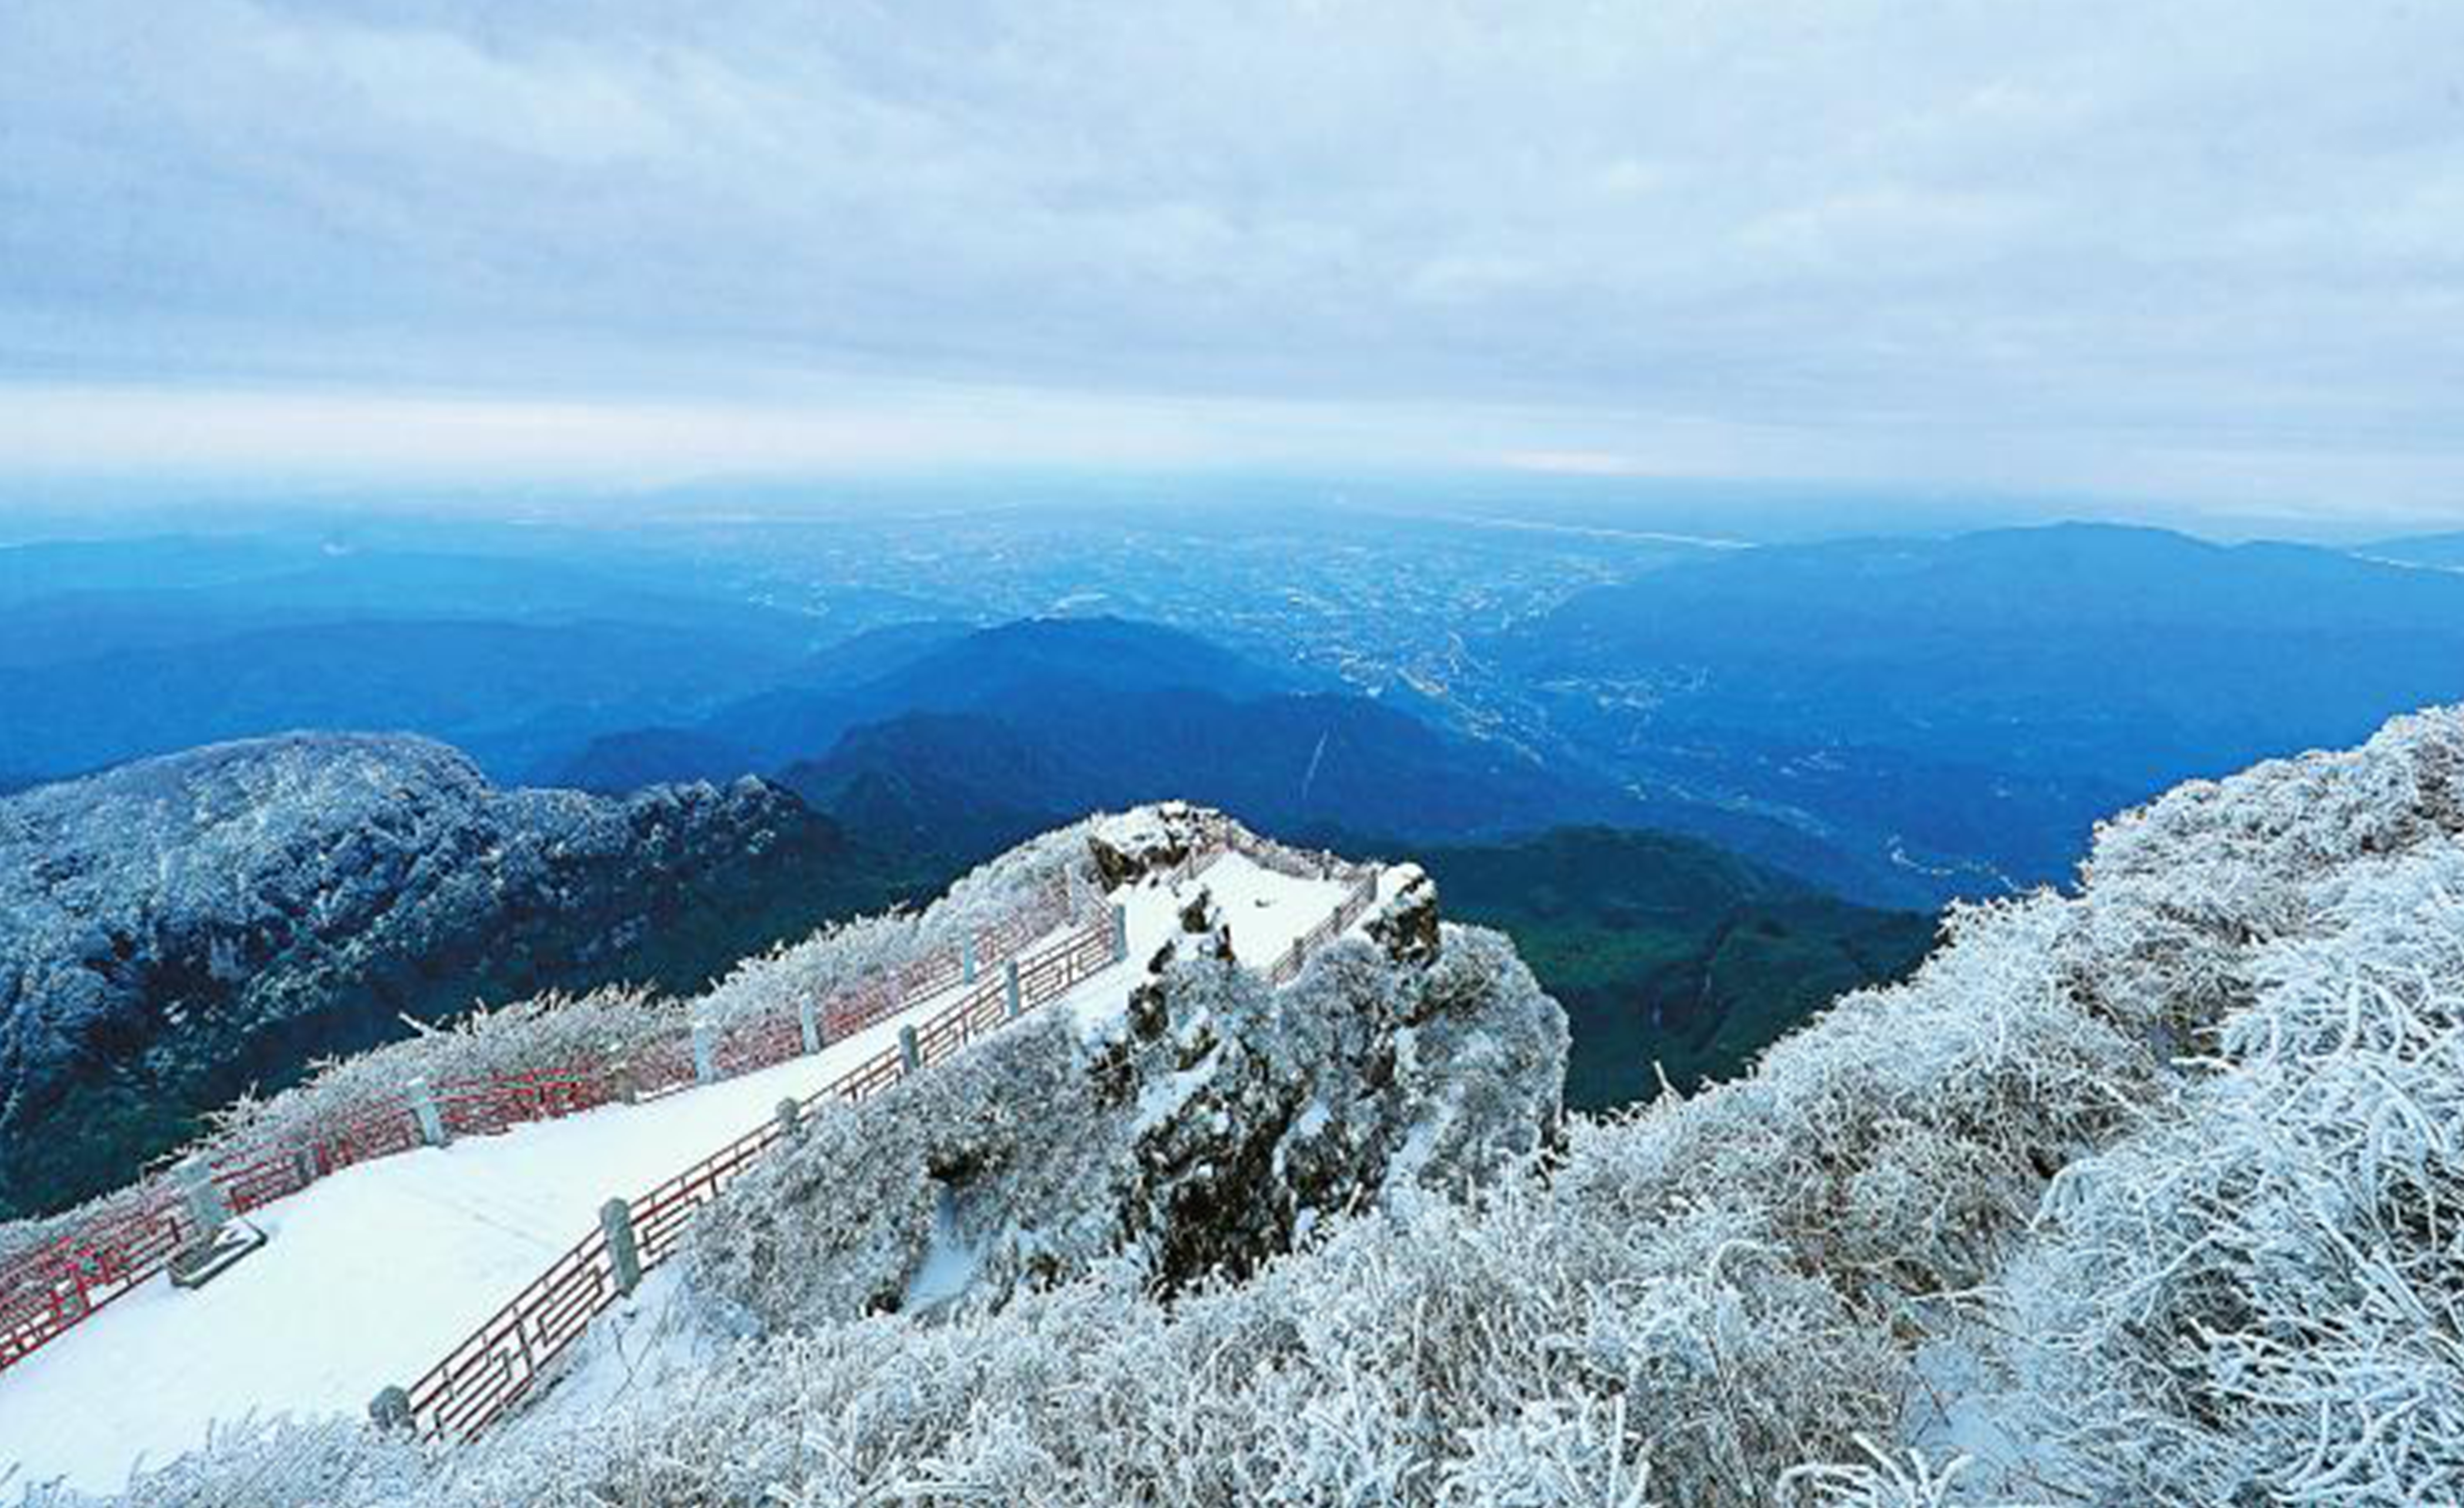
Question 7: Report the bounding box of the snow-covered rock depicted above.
[685,868,1562,1328]
[1364,862,1440,965]
[1084,800,1220,888]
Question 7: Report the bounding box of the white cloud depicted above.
[0,0,2459,517]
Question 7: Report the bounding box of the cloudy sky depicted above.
[2,2,2460,521]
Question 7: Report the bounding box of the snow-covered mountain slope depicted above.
[1,805,1515,1500]
[53,707,2464,1507]
[0,733,891,1219]
[684,862,1556,1331]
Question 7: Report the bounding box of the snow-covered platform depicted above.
[0,849,1371,1497]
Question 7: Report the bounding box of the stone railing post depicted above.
[600,1197,642,1296]
[898,1023,922,1074]
[1004,957,1023,1020]
[174,1155,231,1237]
[405,1077,448,1147]
[962,938,978,983]
[369,1384,411,1431]
[1111,902,1129,964]
[691,1016,717,1085]
[797,996,822,1056]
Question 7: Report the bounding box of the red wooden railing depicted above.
[395,846,1379,1441]
[0,876,1082,1377]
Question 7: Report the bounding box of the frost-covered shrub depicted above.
[11,1413,438,1508]
[2057,705,2464,1042]
[1777,1441,1979,1508]
[691,812,1104,1032]
[1558,892,2149,1313]
[2003,846,2464,1504]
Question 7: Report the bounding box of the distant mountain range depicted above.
[544,616,1300,788]
[0,537,917,786]
[544,525,2464,907]
[548,616,1627,868]
[2361,532,2464,570]
[27,515,2460,1216]
[1495,523,2464,895]
[0,734,920,1218]
[18,520,2458,910]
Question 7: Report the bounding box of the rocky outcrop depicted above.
[0,733,886,1217]
[1083,801,1221,889]
[686,844,1564,1331]
[1365,864,1440,965]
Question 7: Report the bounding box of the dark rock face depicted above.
[1366,866,1441,966]
[1084,801,1219,890]
[0,733,882,1217]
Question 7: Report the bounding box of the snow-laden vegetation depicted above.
[1999,849,2464,1503]
[691,809,1105,1031]
[31,710,2464,1506]
[0,731,885,1221]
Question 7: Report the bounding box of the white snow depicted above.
[1053,849,1357,1032]
[1201,853,1355,962]
[901,1186,981,1316]
[0,849,1383,1498]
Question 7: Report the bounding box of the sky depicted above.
[2,2,2461,524]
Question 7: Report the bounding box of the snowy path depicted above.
[0,852,1366,1498]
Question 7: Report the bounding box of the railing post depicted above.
[692,1016,718,1085]
[775,1097,800,1139]
[600,1198,642,1296]
[797,996,822,1056]
[174,1155,231,1237]
[962,938,978,983]
[405,1077,448,1147]
[1111,901,1129,964]
[1004,957,1023,1020]
[897,1023,922,1074]
[369,1384,411,1432]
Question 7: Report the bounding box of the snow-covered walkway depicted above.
[0,851,1366,1498]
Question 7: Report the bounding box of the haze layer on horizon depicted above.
[3,2,2460,528]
